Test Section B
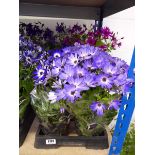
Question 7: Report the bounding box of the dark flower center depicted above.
[102,77,107,82]
[27,57,31,62]
[98,103,101,107]
[40,71,43,75]
[79,73,83,77]
[71,91,75,95]
[74,60,77,64]
[111,62,116,66]
[55,54,59,58]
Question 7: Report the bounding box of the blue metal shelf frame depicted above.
[108,49,135,155]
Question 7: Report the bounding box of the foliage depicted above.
[31,86,71,135]
[121,124,135,155]
[19,63,34,122]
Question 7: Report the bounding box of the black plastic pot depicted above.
[19,104,35,147]
[34,121,109,149]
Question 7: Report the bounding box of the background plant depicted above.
[121,123,135,155]
[19,34,46,122]
[20,22,123,52]
[55,23,123,52]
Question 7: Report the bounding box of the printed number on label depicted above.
[46,139,56,145]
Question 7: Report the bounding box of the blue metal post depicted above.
[108,49,135,155]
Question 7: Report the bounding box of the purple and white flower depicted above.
[55,89,66,100]
[109,100,121,110]
[67,77,89,91]
[33,65,47,83]
[64,84,81,103]
[59,65,75,80]
[114,73,127,86]
[83,59,95,70]
[75,66,87,77]
[96,74,113,89]
[103,64,118,75]
[51,58,66,76]
[83,74,97,87]
[67,53,80,66]
[60,107,65,113]
[78,47,91,60]
[90,101,106,116]
[52,50,62,58]
[92,55,106,69]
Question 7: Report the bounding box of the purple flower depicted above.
[101,27,112,39]
[67,53,80,66]
[121,79,134,98]
[64,84,81,103]
[52,50,62,58]
[96,74,113,89]
[23,50,34,65]
[59,65,75,80]
[51,58,66,76]
[71,24,82,33]
[48,91,57,103]
[55,89,66,100]
[114,73,127,86]
[43,70,52,85]
[112,57,129,70]
[75,66,87,77]
[109,100,121,110]
[83,74,97,87]
[67,77,89,91]
[56,23,65,33]
[92,54,107,69]
[90,101,106,116]
[83,59,95,70]
[51,67,61,76]
[103,64,118,75]
[60,107,65,113]
[88,46,100,56]
[77,47,91,60]
[33,65,47,83]
[52,57,66,68]
[62,47,73,54]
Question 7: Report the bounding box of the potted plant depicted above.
[19,33,46,146]
[30,44,133,148]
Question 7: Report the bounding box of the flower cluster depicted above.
[33,44,133,116]
[19,34,46,67]
[55,23,123,51]
[19,22,133,118]
[19,22,56,50]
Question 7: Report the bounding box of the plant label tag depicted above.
[46,139,56,145]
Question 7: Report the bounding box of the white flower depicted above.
[48,91,57,103]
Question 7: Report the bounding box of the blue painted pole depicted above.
[108,48,135,155]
